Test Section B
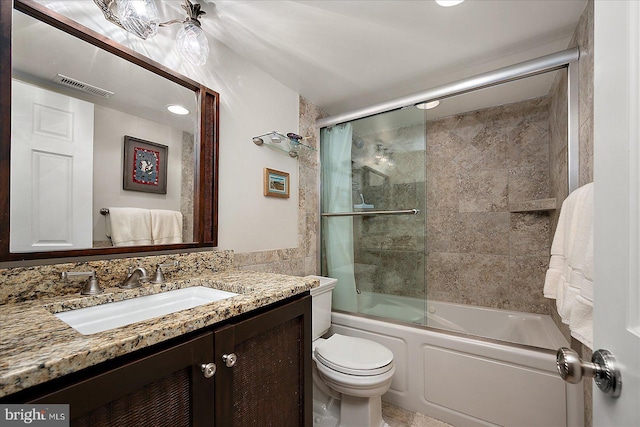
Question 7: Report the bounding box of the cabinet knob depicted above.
[222,353,237,368]
[200,362,217,378]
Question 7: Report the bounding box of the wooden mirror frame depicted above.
[0,0,219,261]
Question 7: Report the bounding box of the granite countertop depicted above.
[0,270,317,398]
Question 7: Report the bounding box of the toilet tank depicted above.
[305,275,337,340]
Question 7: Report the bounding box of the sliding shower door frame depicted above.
[316,48,581,277]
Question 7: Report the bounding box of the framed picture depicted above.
[123,135,168,194]
[263,168,290,198]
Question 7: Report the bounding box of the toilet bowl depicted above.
[306,276,395,427]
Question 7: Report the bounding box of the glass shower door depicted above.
[321,107,427,324]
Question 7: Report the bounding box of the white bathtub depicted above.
[357,292,569,349]
[330,293,584,427]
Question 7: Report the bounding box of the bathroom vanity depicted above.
[0,271,315,426]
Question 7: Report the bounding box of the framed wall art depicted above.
[123,135,168,194]
[263,168,290,198]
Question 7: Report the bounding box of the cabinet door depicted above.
[214,296,312,427]
[30,332,215,427]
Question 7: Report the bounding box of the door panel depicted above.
[593,1,640,424]
[10,79,93,252]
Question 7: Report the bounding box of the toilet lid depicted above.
[314,334,393,376]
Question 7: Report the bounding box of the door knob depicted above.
[556,347,622,397]
[222,353,237,368]
[200,363,216,378]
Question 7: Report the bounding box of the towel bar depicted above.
[321,209,419,217]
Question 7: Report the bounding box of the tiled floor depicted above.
[382,402,454,427]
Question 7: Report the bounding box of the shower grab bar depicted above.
[322,209,419,217]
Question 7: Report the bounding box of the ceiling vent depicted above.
[52,74,114,99]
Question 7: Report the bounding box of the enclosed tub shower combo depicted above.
[317,49,585,427]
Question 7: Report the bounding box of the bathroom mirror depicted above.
[0,0,219,261]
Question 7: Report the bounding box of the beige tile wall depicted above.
[548,2,594,425]
[343,96,553,314]
[181,131,195,242]
[425,97,552,314]
[352,148,426,298]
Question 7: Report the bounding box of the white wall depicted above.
[42,1,301,253]
[206,47,300,253]
[92,105,184,243]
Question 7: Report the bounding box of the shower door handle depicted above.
[321,209,419,217]
[555,347,622,397]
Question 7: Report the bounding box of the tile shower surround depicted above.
[355,97,552,315]
[548,2,594,426]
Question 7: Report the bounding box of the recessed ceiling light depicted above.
[415,100,440,110]
[167,104,190,115]
[435,0,465,7]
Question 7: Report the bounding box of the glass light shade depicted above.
[176,21,209,66]
[117,0,160,40]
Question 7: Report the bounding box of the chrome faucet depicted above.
[62,271,103,295]
[120,267,149,289]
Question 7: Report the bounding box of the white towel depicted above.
[150,209,183,244]
[571,230,594,348]
[543,182,594,348]
[107,207,153,247]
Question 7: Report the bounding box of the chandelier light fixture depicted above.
[93,0,209,66]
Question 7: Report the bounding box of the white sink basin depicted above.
[55,286,238,335]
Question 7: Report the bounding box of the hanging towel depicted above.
[543,182,594,348]
[150,209,183,244]
[106,207,153,247]
[569,229,593,348]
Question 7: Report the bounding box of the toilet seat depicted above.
[314,334,394,376]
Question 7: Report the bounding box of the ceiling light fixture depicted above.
[167,104,190,115]
[93,0,209,66]
[116,0,159,39]
[415,100,440,110]
[435,0,465,7]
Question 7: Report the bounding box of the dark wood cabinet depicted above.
[214,295,312,427]
[2,294,311,427]
[29,332,215,427]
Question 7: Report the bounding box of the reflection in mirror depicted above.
[11,10,198,252]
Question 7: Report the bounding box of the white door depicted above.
[10,80,94,252]
[593,1,640,425]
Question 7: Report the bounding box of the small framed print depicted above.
[263,168,290,198]
[123,135,168,194]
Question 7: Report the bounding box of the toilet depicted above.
[307,276,395,427]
